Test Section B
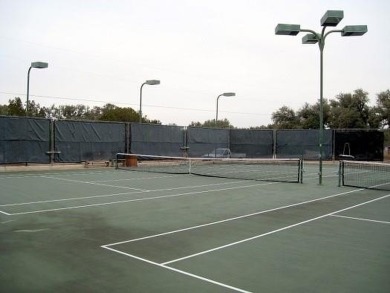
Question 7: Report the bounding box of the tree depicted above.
[7,97,25,116]
[144,117,162,124]
[249,124,274,130]
[99,104,140,122]
[297,100,331,129]
[27,100,46,117]
[6,97,48,117]
[271,106,299,129]
[367,106,383,129]
[84,106,103,120]
[189,118,233,128]
[189,121,202,127]
[376,90,390,128]
[0,104,8,115]
[57,104,90,119]
[328,89,371,128]
[211,118,233,128]
[98,103,162,123]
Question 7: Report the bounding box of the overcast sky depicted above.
[1,0,389,127]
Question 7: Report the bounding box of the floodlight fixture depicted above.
[145,79,160,85]
[275,24,301,36]
[341,25,368,36]
[31,61,48,69]
[320,10,344,27]
[302,34,319,44]
[26,61,49,115]
[222,92,236,97]
[139,79,161,123]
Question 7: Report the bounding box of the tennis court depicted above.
[1,161,389,292]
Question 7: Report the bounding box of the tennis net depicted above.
[116,153,303,183]
[338,160,390,190]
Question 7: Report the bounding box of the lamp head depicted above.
[302,33,318,44]
[275,24,301,36]
[341,25,368,36]
[145,80,160,85]
[222,92,236,97]
[320,10,344,27]
[31,61,48,69]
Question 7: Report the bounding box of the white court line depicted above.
[0,169,113,180]
[0,191,144,207]
[330,214,390,224]
[304,171,338,179]
[6,181,275,216]
[40,175,148,192]
[101,245,252,293]
[162,193,390,265]
[0,210,11,216]
[14,228,49,233]
[1,219,15,224]
[104,189,362,247]
[102,193,389,292]
[91,174,182,182]
[141,180,245,192]
[0,180,243,207]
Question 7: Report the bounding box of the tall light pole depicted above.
[275,10,367,185]
[216,92,235,126]
[26,61,48,116]
[139,80,160,123]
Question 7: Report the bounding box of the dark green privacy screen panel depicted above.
[276,129,333,159]
[334,130,383,161]
[187,127,230,157]
[55,120,125,162]
[0,116,50,163]
[130,124,185,157]
[230,129,274,158]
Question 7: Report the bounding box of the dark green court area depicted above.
[1,163,389,292]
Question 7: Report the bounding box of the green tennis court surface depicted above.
[1,163,389,292]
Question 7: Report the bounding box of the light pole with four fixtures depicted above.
[275,10,367,185]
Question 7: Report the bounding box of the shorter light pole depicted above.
[216,92,235,126]
[26,61,48,115]
[139,80,160,123]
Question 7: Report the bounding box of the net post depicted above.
[115,153,119,169]
[338,160,343,187]
[299,158,304,184]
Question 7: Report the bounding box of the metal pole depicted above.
[26,66,32,116]
[139,83,146,123]
[216,94,222,125]
[319,44,324,185]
